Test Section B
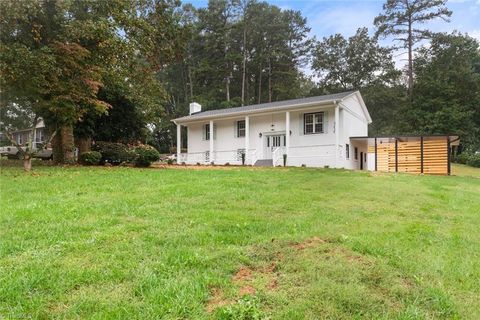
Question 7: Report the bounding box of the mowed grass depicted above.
[0,165,479,319]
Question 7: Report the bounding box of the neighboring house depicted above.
[10,118,49,149]
[173,91,371,169]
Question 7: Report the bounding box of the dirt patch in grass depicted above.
[232,266,254,282]
[239,285,256,296]
[327,247,372,265]
[206,287,230,313]
[291,236,327,250]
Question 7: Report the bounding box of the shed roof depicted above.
[350,135,460,146]
[173,91,361,123]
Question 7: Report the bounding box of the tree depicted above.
[1,0,185,163]
[155,0,314,151]
[374,0,452,98]
[312,27,399,90]
[399,32,480,149]
[0,1,116,163]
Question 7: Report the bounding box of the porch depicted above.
[175,105,340,167]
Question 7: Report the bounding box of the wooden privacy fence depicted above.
[367,136,453,175]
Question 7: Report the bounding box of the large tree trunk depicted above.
[407,16,413,99]
[53,125,75,164]
[77,137,91,155]
[23,154,31,172]
[226,75,230,102]
[257,64,262,104]
[268,57,272,103]
[188,65,193,100]
[241,27,247,106]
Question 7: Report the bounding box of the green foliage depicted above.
[453,152,471,164]
[133,145,160,167]
[312,28,399,90]
[92,141,134,165]
[156,0,314,150]
[374,0,452,95]
[79,151,102,166]
[401,33,480,149]
[374,0,452,45]
[466,154,480,168]
[0,0,186,162]
[215,296,263,320]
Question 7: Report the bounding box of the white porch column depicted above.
[209,120,214,163]
[334,103,340,168]
[176,124,181,162]
[245,116,250,165]
[285,111,290,166]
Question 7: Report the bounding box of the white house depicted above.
[172,91,372,169]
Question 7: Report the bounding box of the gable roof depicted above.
[173,91,370,123]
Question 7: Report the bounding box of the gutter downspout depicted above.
[334,100,339,168]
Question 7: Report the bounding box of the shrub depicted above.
[466,154,480,167]
[92,142,134,165]
[453,152,471,164]
[79,151,102,165]
[134,145,160,167]
[167,158,175,165]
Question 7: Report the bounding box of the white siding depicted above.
[339,95,369,170]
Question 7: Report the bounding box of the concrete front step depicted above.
[254,159,273,167]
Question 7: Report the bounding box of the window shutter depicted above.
[323,111,328,133]
[202,124,206,141]
[213,123,217,140]
[299,113,304,135]
[233,121,237,138]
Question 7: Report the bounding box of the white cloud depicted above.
[305,2,380,39]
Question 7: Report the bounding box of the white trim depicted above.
[245,116,250,164]
[285,111,290,164]
[209,120,214,162]
[334,103,340,168]
[173,101,337,124]
[176,124,181,161]
[289,143,335,149]
[339,102,368,124]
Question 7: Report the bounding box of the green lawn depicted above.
[1,166,479,319]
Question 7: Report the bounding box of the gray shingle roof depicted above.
[173,91,356,123]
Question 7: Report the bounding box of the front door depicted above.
[264,134,285,159]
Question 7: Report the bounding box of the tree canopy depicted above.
[1,0,478,160]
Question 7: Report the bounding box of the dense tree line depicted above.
[1,0,479,165]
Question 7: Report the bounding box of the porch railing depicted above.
[250,149,259,166]
[179,149,251,165]
[272,146,286,167]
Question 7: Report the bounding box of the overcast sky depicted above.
[186,0,480,75]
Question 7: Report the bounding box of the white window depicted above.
[204,124,210,140]
[304,112,324,134]
[237,120,245,137]
[346,144,350,159]
[36,129,44,142]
